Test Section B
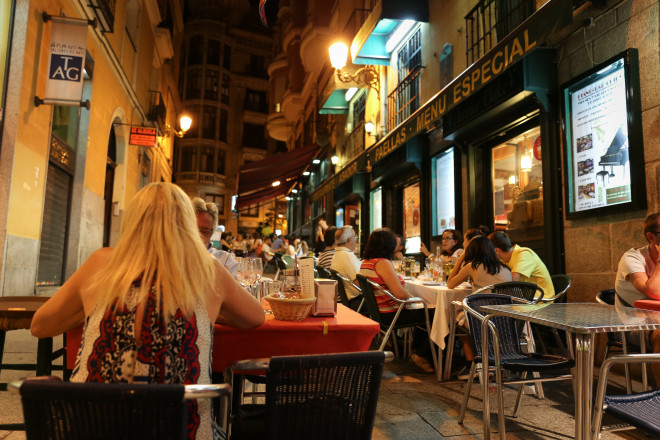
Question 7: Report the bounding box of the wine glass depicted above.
[236,258,252,287]
[251,258,263,283]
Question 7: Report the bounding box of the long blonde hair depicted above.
[88,182,216,317]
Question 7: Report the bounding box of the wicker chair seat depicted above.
[474,352,575,372]
[603,390,660,436]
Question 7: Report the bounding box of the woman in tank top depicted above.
[31,182,265,440]
[447,235,512,291]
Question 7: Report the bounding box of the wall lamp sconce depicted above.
[520,153,532,172]
[329,42,380,98]
[331,155,339,165]
[365,120,376,136]
[164,115,192,138]
[272,180,281,187]
[312,159,321,164]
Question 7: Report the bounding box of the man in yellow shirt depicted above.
[488,231,554,299]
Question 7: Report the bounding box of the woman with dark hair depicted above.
[359,228,435,373]
[439,229,463,265]
[447,235,511,290]
[464,225,489,244]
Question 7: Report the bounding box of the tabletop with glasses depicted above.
[479,302,660,440]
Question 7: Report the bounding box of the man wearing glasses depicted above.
[331,226,362,310]
[192,197,238,278]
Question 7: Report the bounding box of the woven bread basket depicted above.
[264,294,315,321]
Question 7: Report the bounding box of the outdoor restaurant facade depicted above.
[262,0,659,303]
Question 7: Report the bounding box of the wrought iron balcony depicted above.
[387,65,423,131]
[88,0,116,33]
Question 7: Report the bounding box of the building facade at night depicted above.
[264,0,659,301]
[174,0,281,236]
[0,0,186,295]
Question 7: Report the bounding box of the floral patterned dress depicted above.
[71,278,220,439]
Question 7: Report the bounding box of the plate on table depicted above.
[422,281,443,286]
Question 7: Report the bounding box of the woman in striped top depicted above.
[359,228,435,373]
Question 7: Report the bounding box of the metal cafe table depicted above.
[479,302,660,440]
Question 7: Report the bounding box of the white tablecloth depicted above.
[404,279,472,349]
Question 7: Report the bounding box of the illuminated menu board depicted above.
[431,148,456,236]
[562,49,646,218]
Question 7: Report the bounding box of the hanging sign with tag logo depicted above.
[44,19,87,104]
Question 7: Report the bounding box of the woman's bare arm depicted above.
[213,261,265,328]
[447,263,474,289]
[31,248,112,338]
[376,259,411,300]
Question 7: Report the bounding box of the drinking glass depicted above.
[236,258,253,287]
[251,258,263,283]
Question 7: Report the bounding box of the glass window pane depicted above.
[491,125,543,241]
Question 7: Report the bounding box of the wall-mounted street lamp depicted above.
[331,155,339,165]
[365,120,376,136]
[328,42,380,98]
[164,115,192,138]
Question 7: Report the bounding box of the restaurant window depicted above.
[370,187,383,231]
[202,105,217,139]
[205,194,224,215]
[491,125,543,241]
[431,148,456,236]
[216,149,226,175]
[200,147,214,173]
[188,35,204,66]
[180,147,197,171]
[222,44,231,70]
[207,39,220,65]
[219,108,228,142]
[205,69,219,100]
[221,74,230,104]
[186,68,202,99]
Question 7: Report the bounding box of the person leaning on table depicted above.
[488,231,554,300]
[614,212,660,386]
[30,182,265,440]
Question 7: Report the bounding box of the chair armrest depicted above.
[229,358,271,371]
[366,279,425,305]
[184,383,231,400]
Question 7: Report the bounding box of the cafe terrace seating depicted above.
[592,353,660,439]
[229,351,389,440]
[356,274,435,364]
[458,293,574,440]
[9,377,229,440]
[445,281,544,381]
[595,289,648,393]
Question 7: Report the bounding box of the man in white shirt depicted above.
[331,226,362,308]
[614,212,660,385]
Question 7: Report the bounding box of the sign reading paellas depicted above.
[129,126,157,146]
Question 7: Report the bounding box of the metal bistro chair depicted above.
[8,377,230,440]
[356,274,436,367]
[592,353,660,439]
[595,289,648,393]
[229,351,390,440]
[533,274,572,355]
[329,268,365,313]
[458,293,574,440]
[444,281,544,380]
[316,266,332,279]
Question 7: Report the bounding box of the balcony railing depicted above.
[175,171,225,185]
[343,3,375,38]
[387,65,423,131]
[464,0,535,65]
[89,0,116,33]
[340,121,365,167]
[148,91,167,127]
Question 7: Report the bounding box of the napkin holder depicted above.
[312,279,337,317]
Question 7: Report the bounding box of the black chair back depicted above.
[316,266,332,279]
[265,351,386,440]
[18,378,188,439]
[596,289,616,306]
[464,293,522,362]
[550,274,571,303]
[356,275,387,327]
[491,281,544,303]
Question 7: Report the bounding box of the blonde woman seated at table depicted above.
[30,182,265,440]
[447,235,512,291]
[359,228,435,373]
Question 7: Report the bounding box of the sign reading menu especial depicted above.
[562,49,646,219]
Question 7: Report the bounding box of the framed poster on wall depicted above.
[431,147,456,236]
[403,182,421,254]
[562,48,646,219]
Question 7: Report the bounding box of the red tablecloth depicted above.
[212,304,379,372]
[633,299,660,312]
[66,305,379,373]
